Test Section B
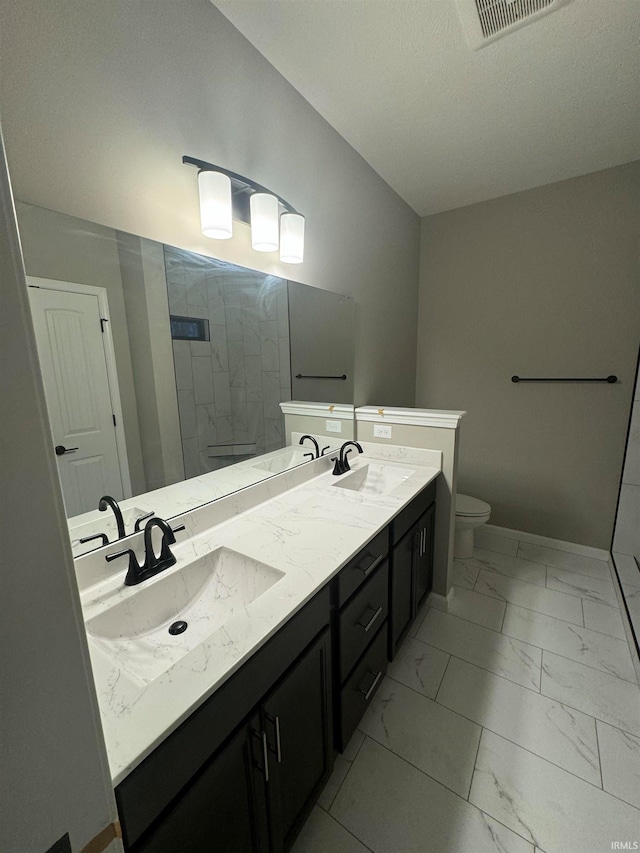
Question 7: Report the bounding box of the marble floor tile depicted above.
[473,530,519,556]
[445,587,506,632]
[541,651,640,736]
[386,636,449,699]
[474,570,583,626]
[437,657,600,786]
[517,542,611,581]
[546,567,618,608]
[331,737,534,853]
[452,559,479,591]
[501,604,637,683]
[291,806,370,853]
[417,609,542,692]
[317,730,365,811]
[613,553,640,588]
[470,730,640,853]
[359,677,481,797]
[464,549,547,587]
[582,599,627,640]
[596,720,640,809]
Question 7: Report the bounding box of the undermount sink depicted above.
[333,463,415,497]
[87,547,285,685]
[252,450,310,474]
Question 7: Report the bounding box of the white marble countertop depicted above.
[79,445,441,786]
[68,443,336,556]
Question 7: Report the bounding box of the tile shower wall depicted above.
[164,246,291,478]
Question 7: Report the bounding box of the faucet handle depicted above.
[133,510,154,532]
[105,547,137,564]
[78,532,109,547]
[331,457,345,476]
[321,445,331,456]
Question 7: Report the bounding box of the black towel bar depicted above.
[295,374,347,380]
[512,375,617,384]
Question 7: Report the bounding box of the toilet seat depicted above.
[456,494,491,518]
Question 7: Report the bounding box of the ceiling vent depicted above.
[455,0,573,49]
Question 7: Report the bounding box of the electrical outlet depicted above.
[326,420,342,433]
[373,423,392,439]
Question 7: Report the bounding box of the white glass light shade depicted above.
[198,171,233,239]
[250,193,279,252]
[279,213,305,264]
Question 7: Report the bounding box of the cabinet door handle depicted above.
[360,554,383,577]
[358,604,383,633]
[359,669,383,701]
[252,729,270,782]
[421,527,426,556]
[265,712,282,763]
[261,731,270,782]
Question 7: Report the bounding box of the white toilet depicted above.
[454,494,491,559]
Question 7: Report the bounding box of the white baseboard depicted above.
[427,587,455,612]
[483,523,610,562]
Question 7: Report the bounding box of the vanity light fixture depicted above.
[250,192,280,252]
[183,155,305,264]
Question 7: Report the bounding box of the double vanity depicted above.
[75,443,441,851]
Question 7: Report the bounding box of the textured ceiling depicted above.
[213,0,640,216]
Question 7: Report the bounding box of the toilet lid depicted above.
[456,494,491,517]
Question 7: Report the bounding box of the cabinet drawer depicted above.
[391,479,437,545]
[338,561,388,683]
[338,623,387,751]
[336,527,389,607]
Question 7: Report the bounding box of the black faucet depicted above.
[98,495,126,540]
[299,434,320,460]
[105,517,185,586]
[332,440,363,475]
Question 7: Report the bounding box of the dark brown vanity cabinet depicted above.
[133,713,269,853]
[332,529,390,751]
[389,479,437,659]
[263,628,333,852]
[119,590,333,853]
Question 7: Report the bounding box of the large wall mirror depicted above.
[17,202,354,554]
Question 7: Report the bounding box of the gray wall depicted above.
[0,127,120,852]
[118,233,185,491]
[416,162,640,549]
[0,0,420,408]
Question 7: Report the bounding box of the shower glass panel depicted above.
[164,246,291,478]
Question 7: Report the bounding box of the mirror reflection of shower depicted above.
[165,246,291,478]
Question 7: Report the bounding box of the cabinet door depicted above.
[133,714,268,853]
[414,504,435,608]
[263,628,333,853]
[389,523,418,659]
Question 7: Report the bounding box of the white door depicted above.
[28,285,125,516]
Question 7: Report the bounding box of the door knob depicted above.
[55,445,79,456]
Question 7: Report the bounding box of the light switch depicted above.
[326,420,342,433]
[373,423,392,439]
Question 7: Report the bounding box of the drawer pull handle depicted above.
[360,669,383,701]
[360,554,383,577]
[358,605,383,633]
